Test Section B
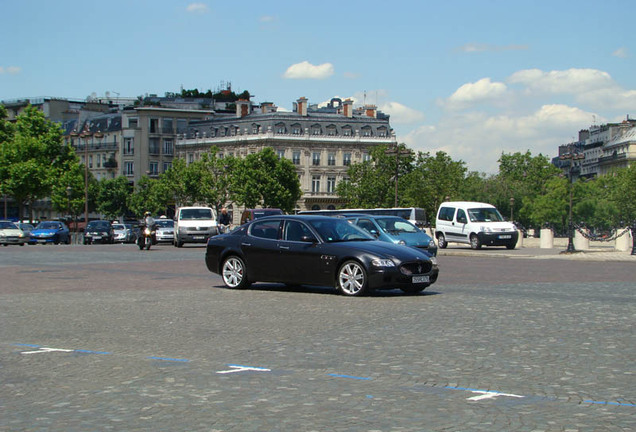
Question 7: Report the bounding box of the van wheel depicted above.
[470,234,482,250]
[437,233,447,249]
[506,242,515,250]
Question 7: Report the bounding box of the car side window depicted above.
[457,209,467,224]
[438,207,455,221]
[250,219,280,240]
[283,220,311,242]
[357,219,376,234]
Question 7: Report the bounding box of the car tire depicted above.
[336,260,368,296]
[437,233,447,249]
[506,242,515,250]
[221,256,250,289]
[470,234,482,250]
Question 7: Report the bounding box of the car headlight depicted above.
[428,240,436,248]
[371,258,396,267]
[480,226,492,233]
[429,256,438,266]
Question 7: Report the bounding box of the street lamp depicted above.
[509,197,514,222]
[559,147,585,254]
[66,186,72,244]
[385,145,412,207]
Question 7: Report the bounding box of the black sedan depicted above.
[205,215,439,296]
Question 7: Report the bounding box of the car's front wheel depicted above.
[470,234,482,250]
[437,233,447,249]
[336,260,368,296]
[221,256,250,289]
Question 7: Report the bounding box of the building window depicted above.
[163,162,172,173]
[362,152,371,162]
[124,138,134,155]
[342,127,352,136]
[277,149,285,159]
[163,139,173,155]
[327,176,336,193]
[312,175,321,193]
[343,153,352,166]
[361,126,372,137]
[252,123,260,134]
[312,152,321,166]
[327,125,337,136]
[89,155,93,168]
[328,153,336,166]
[124,161,134,176]
[149,138,160,155]
[188,153,194,164]
[162,118,174,134]
[149,162,158,176]
[292,124,302,135]
[176,119,188,134]
[128,118,138,129]
[292,151,301,165]
[276,123,286,134]
[149,118,159,134]
[311,125,322,135]
[96,154,101,168]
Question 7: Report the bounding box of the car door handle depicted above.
[279,245,290,250]
[241,242,252,247]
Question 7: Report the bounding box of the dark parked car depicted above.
[29,221,71,245]
[239,208,284,225]
[343,214,437,256]
[205,215,439,296]
[84,220,115,244]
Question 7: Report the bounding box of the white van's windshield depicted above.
[180,209,213,220]
[468,207,504,223]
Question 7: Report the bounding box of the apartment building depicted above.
[176,97,398,211]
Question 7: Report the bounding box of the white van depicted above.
[173,206,218,247]
[435,201,518,250]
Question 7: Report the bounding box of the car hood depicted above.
[477,221,516,231]
[328,240,432,261]
[383,231,433,247]
[0,228,24,236]
[31,229,59,235]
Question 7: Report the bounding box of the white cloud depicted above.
[259,15,276,23]
[445,78,508,109]
[508,68,613,94]
[613,47,629,58]
[379,102,425,124]
[186,3,208,13]
[0,66,21,75]
[283,61,334,80]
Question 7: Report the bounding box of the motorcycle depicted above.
[137,225,156,250]
[218,223,233,234]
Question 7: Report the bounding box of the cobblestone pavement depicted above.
[0,244,634,431]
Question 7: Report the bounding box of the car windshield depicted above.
[112,224,125,230]
[468,207,504,222]
[0,221,18,229]
[375,217,419,234]
[307,218,374,243]
[180,209,213,220]
[36,222,60,230]
[87,222,109,230]
[155,219,174,228]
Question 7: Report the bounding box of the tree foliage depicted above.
[95,176,133,220]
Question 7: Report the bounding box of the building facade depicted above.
[176,97,398,212]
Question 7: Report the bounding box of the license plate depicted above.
[412,275,430,284]
[499,235,512,239]
[193,235,205,240]
[38,239,47,243]
[93,236,102,240]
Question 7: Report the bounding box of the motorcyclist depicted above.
[218,207,232,233]
[141,211,156,230]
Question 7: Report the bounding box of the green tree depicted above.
[0,105,76,222]
[336,144,414,208]
[159,157,204,207]
[127,176,168,218]
[95,176,133,220]
[611,165,636,223]
[402,151,467,218]
[198,150,238,210]
[526,176,568,229]
[231,148,301,212]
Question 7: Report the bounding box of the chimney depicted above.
[364,104,377,118]
[236,99,251,118]
[296,97,308,116]
[261,102,275,114]
[343,99,353,118]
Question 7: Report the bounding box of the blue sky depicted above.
[2,0,635,173]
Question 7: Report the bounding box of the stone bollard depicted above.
[615,227,631,252]
[540,228,554,249]
[515,230,523,248]
[573,229,589,251]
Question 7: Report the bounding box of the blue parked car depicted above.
[29,221,71,245]
[344,214,437,256]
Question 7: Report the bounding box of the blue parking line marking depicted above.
[147,356,190,362]
[327,373,372,381]
[13,343,40,348]
[584,400,636,407]
[75,349,111,355]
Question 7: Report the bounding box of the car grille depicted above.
[399,261,432,275]
[187,226,211,232]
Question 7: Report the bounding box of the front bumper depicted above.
[367,265,439,291]
[477,231,519,246]
[1,236,28,245]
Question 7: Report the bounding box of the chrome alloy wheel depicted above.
[337,261,367,296]
[222,256,247,289]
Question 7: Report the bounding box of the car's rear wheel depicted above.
[336,261,368,296]
[221,256,250,289]
[470,234,482,250]
[437,233,447,249]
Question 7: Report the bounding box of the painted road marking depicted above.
[20,347,74,355]
[217,364,271,374]
[445,386,524,402]
[327,373,372,381]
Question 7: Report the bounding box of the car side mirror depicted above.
[370,229,379,237]
[301,235,318,243]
